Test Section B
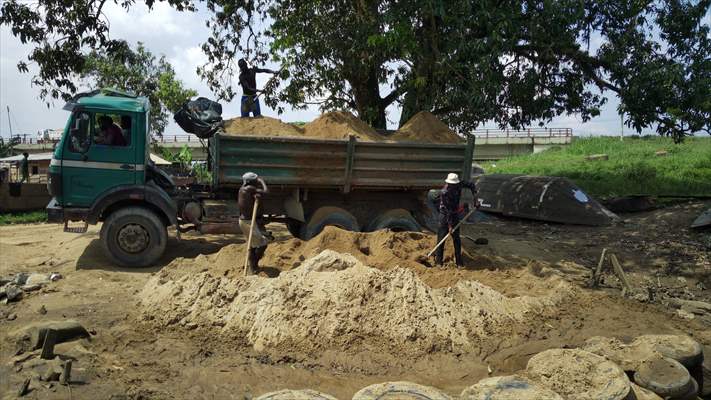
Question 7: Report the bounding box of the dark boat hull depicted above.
[474,174,618,226]
[691,208,711,229]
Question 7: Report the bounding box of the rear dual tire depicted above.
[367,208,421,233]
[294,207,421,241]
[300,206,360,240]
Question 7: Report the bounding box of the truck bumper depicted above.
[46,198,64,223]
[46,198,89,224]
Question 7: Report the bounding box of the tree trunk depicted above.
[349,66,387,129]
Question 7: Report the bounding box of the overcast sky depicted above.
[1,3,693,139]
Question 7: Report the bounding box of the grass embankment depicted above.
[490,136,711,198]
[0,210,47,225]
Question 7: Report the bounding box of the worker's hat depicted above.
[242,172,258,183]
[445,173,460,184]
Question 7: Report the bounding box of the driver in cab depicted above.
[95,116,127,146]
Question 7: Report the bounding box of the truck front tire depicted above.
[100,206,168,268]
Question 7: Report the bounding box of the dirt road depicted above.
[1,200,709,399]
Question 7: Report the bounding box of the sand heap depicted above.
[391,111,463,143]
[302,111,386,141]
[141,249,571,355]
[223,116,304,137]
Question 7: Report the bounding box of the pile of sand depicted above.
[161,227,503,287]
[302,111,386,141]
[223,116,304,137]
[140,249,571,355]
[391,111,463,143]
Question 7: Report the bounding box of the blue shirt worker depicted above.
[238,59,277,118]
[435,173,476,268]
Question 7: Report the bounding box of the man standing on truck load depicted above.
[238,58,277,118]
[238,172,269,274]
[19,152,29,183]
[435,173,476,268]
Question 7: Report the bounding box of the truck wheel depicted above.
[367,209,421,232]
[100,206,167,268]
[301,206,359,240]
[286,218,304,239]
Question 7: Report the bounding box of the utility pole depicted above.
[619,112,624,142]
[6,105,12,137]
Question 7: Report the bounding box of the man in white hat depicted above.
[435,172,477,268]
[238,172,269,273]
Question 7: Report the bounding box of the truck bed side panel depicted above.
[212,135,474,191]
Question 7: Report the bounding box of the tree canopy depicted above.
[80,41,197,135]
[2,0,710,141]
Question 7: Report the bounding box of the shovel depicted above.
[242,198,260,276]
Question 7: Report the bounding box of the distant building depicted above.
[0,152,53,184]
[40,128,64,143]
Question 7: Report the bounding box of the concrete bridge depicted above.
[11,128,573,161]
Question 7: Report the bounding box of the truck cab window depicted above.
[68,112,92,153]
[95,114,129,147]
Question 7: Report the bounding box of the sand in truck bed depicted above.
[391,111,464,143]
[221,110,463,144]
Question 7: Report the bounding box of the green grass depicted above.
[489,136,711,198]
[0,210,48,225]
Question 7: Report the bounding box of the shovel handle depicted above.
[427,208,477,257]
[243,198,260,276]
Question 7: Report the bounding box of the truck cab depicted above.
[47,89,177,267]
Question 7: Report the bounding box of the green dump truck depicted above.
[47,90,475,267]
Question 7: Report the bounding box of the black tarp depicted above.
[174,98,223,139]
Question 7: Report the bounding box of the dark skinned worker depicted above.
[238,172,269,274]
[435,173,476,268]
[19,152,29,183]
[238,58,277,118]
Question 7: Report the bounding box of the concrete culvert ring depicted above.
[460,375,564,400]
[254,389,338,400]
[301,206,360,240]
[367,209,421,232]
[582,336,658,372]
[630,335,704,369]
[629,383,663,400]
[352,381,452,400]
[633,356,692,398]
[525,348,631,400]
[675,377,698,400]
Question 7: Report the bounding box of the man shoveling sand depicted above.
[238,172,270,274]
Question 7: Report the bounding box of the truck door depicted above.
[61,110,139,207]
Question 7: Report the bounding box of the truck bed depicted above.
[210,134,475,192]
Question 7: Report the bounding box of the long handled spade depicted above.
[427,208,477,258]
[242,198,260,276]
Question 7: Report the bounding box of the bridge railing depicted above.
[9,127,573,145]
[471,128,572,138]
[153,134,197,143]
